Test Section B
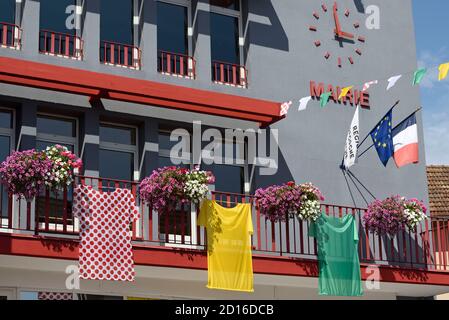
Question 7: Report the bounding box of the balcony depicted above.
[158,51,195,79]
[0,22,21,50]
[212,61,247,88]
[39,30,83,60]
[100,41,141,70]
[0,175,448,281]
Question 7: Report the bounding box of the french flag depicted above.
[392,113,419,168]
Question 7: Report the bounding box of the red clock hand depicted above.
[339,31,354,40]
[333,2,355,40]
[333,2,342,36]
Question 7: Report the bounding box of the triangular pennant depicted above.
[362,80,378,92]
[320,92,332,108]
[339,86,353,100]
[387,75,402,91]
[280,101,292,116]
[298,96,312,111]
[438,62,449,81]
[412,68,427,85]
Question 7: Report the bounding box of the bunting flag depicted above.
[439,62,449,81]
[339,86,353,100]
[320,92,332,108]
[280,101,292,116]
[362,80,378,92]
[392,113,419,168]
[343,106,360,170]
[387,75,402,90]
[370,109,394,167]
[412,68,427,85]
[298,96,312,111]
[281,61,447,115]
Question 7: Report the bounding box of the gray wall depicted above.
[0,0,428,208]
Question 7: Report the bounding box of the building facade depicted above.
[0,0,448,300]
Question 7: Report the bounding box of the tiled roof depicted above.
[427,166,449,217]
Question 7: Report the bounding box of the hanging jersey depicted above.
[198,199,254,292]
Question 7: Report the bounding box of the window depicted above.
[99,123,138,182]
[39,0,81,59]
[100,0,140,68]
[0,0,20,49]
[210,14,239,64]
[39,0,75,34]
[35,114,78,230]
[203,164,244,194]
[0,0,15,24]
[210,0,240,10]
[158,127,191,164]
[157,127,193,243]
[36,115,77,152]
[100,0,133,45]
[157,0,194,78]
[0,109,14,226]
[210,1,246,87]
[201,138,247,196]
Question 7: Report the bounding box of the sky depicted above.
[412,0,449,164]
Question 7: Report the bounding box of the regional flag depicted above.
[370,109,394,166]
[392,113,419,168]
[343,106,360,169]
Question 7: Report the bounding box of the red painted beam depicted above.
[2,233,449,286]
[0,74,101,97]
[0,57,283,126]
[106,91,275,124]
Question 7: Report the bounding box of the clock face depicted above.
[309,1,366,68]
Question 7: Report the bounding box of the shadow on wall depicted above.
[243,0,289,52]
[353,0,365,13]
[83,0,288,56]
[254,146,294,189]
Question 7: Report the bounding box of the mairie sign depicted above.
[310,81,370,109]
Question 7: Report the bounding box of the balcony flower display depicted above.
[184,168,215,204]
[139,166,214,211]
[0,149,53,201]
[364,196,405,236]
[297,182,325,222]
[403,198,428,231]
[255,181,324,222]
[44,145,83,190]
[364,196,428,236]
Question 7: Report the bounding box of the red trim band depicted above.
[0,57,283,126]
[1,233,449,286]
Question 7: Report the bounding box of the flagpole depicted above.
[357,105,422,159]
[355,100,401,151]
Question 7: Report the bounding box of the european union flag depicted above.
[370,109,394,166]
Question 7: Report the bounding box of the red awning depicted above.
[0,57,284,127]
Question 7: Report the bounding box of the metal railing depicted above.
[211,60,247,87]
[158,50,195,79]
[100,40,141,69]
[0,177,445,272]
[39,30,83,59]
[0,22,21,49]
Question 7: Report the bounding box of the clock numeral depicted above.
[321,4,327,12]
[348,57,354,65]
[314,40,321,47]
[345,9,350,17]
[358,36,366,43]
[356,49,362,56]
[313,12,320,19]
[354,22,360,28]
[324,52,330,59]
[338,57,342,68]
[309,26,317,32]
